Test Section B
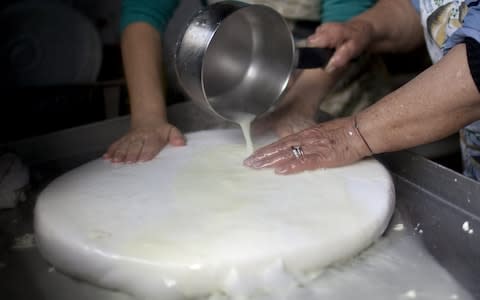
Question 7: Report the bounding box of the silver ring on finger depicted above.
[291,145,304,160]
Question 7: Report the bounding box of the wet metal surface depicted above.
[378,152,480,298]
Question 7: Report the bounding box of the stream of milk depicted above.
[230,112,256,154]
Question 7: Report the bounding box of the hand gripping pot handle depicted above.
[175,1,333,121]
[296,48,334,69]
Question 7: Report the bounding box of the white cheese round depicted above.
[35,129,395,299]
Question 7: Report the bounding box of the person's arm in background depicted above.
[103,0,185,164]
[244,0,480,174]
[253,0,376,137]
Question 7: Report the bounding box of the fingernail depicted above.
[251,162,264,169]
[248,160,260,168]
[244,156,255,165]
[325,61,336,73]
[326,66,336,73]
[246,159,265,168]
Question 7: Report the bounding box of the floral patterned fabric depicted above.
[412,0,480,180]
[461,122,480,180]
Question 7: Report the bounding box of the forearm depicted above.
[281,69,338,114]
[358,43,480,153]
[352,0,424,53]
[121,22,167,124]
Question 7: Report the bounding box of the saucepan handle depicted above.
[296,47,334,69]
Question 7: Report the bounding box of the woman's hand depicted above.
[308,20,374,72]
[110,23,184,164]
[103,120,185,163]
[244,117,372,175]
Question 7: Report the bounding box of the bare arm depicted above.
[121,22,167,124]
[104,22,185,163]
[354,0,424,53]
[253,67,339,137]
[359,43,480,153]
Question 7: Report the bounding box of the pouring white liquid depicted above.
[230,112,256,154]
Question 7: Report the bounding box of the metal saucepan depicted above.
[175,0,333,121]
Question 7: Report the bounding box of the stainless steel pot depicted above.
[175,1,332,121]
